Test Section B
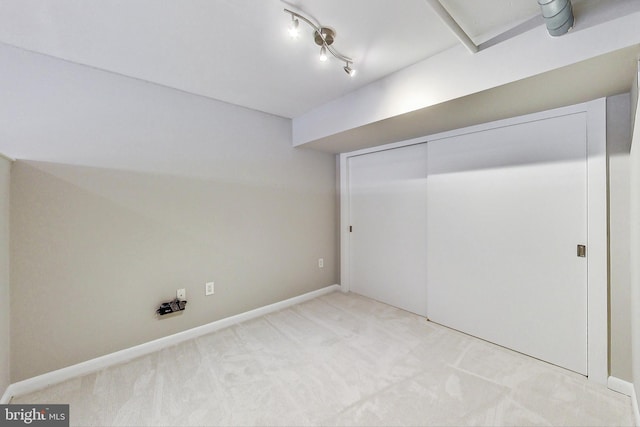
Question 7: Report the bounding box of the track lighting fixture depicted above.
[284,8,355,77]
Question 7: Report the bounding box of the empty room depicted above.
[2,0,640,426]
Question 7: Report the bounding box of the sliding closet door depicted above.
[348,143,428,316]
[426,113,588,375]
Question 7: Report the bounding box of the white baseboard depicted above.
[1,385,12,404]
[608,376,640,426]
[633,386,640,427]
[3,284,341,401]
[0,152,14,162]
[608,376,634,396]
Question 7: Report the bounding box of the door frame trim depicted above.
[339,98,607,384]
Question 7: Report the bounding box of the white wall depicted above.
[630,66,640,415]
[0,155,10,396]
[607,94,632,381]
[1,45,337,381]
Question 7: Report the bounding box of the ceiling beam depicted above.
[293,7,640,148]
[424,0,478,54]
[300,45,640,154]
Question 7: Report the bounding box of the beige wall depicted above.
[7,50,337,382]
[0,155,10,395]
[11,160,336,382]
[608,93,632,381]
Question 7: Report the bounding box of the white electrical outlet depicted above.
[318,258,324,268]
[205,282,215,296]
[177,288,186,300]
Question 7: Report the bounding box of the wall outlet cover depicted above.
[206,282,215,296]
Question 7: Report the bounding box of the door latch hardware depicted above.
[577,244,586,258]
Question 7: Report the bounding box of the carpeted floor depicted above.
[12,291,634,426]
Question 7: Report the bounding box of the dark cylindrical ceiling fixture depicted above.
[538,0,574,36]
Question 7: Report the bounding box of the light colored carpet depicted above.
[13,291,633,426]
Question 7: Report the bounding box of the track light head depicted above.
[344,63,356,77]
[319,46,328,62]
[288,16,300,38]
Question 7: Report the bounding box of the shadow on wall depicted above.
[10,160,337,382]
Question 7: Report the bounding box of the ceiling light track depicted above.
[284,8,356,77]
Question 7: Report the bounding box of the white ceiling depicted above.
[0,0,546,118]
